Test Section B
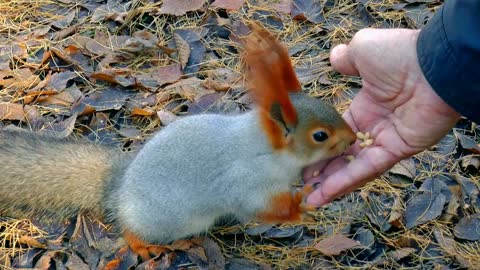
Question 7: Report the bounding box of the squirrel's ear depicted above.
[244,24,302,149]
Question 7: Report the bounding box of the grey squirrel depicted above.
[0,26,356,262]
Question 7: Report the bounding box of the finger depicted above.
[330,44,359,76]
[306,146,398,206]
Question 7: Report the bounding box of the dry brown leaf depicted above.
[169,239,200,251]
[19,235,47,249]
[211,0,246,11]
[314,234,363,256]
[131,107,156,116]
[203,67,242,91]
[0,103,30,121]
[174,33,191,69]
[388,196,404,228]
[0,68,40,90]
[52,25,78,41]
[45,71,77,92]
[389,158,417,179]
[164,77,214,100]
[387,247,416,261]
[34,251,53,269]
[135,64,183,90]
[51,10,76,29]
[158,0,207,16]
[90,69,135,87]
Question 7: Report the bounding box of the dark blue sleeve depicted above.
[417,0,480,123]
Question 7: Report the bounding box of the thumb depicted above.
[330,44,359,76]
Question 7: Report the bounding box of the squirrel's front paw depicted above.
[298,184,317,222]
[257,184,317,224]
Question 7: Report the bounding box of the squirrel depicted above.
[0,25,356,261]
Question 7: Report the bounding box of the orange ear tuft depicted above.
[244,24,301,149]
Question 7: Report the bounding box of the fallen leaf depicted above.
[211,0,246,11]
[51,10,76,29]
[442,193,460,222]
[273,0,292,13]
[19,235,47,249]
[389,158,417,179]
[90,69,136,87]
[388,195,404,228]
[158,0,206,16]
[353,228,374,247]
[404,4,434,28]
[164,77,214,100]
[203,238,225,270]
[64,252,89,270]
[435,133,457,155]
[72,87,133,114]
[460,155,480,171]
[454,130,480,154]
[34,251,53,270]
[188,92,238,114]
[131,107,156,116]
[43,114,77,139]
[454,213,480,240]
[203,67,242,91]
[135,64,183,91]
[91,2,128,23]
[405,192,446,229]
[245,225,273,236]
[116,127,143,139]
[291,0,324,24]
[434,229,477,269]
[295,56,330,85]
[12,249,38,268]
[419,177,452,200]
[120,30,159,55]
[263,226,303,239]
[174,28,207,73]
[0,103,22,120]
[387,247,417,261]
[45,70,77,92]
[52,25,78,41]
[0,68,40,90]
[314,234,363,256]
[157,110,177,126]
[364,194,392,232]
[174,33,190,69]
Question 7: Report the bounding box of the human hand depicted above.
[304,28,460,206]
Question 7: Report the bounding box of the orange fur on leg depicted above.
[123,230,169,261]
[257,185,316,223]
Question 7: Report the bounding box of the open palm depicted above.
[304,29,460,206]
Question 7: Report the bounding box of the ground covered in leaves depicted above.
[0,0,479,269]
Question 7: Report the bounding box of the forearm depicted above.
[417,0,480,122]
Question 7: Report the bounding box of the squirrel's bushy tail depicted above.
[0,130,130,221]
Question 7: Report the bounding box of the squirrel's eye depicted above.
[312,131,329,142]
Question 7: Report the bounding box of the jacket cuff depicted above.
[416,2,478,122]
